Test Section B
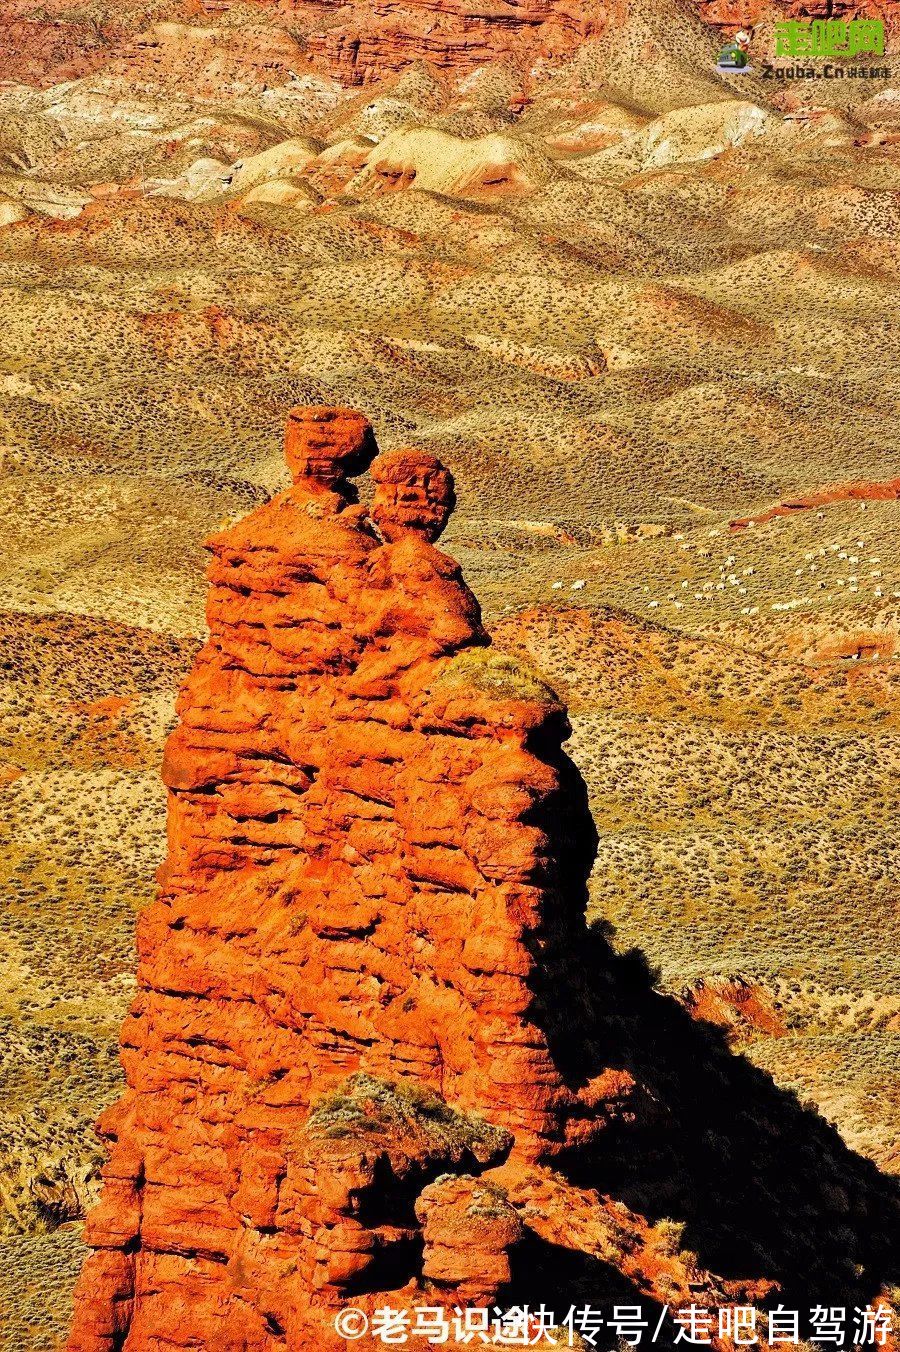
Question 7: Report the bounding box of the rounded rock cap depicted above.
[285,405,378,487]
[371,447,455,542]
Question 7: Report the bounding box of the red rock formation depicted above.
[0,0,618,89]
[67,405,900,1348]
[730,475,900,529]
[680,976,787,1045]
[297,0,617,85]
[415,1174,524,1302]
[2,0,895,91]
[0,0,130,86]
[68,405,637,1351]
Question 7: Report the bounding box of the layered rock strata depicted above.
[299,0,614,84]
[68,405,635,1351]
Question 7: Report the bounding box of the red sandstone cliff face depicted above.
[296,0,899,79]
[67,407,639,1351]
[296,0,617,85]
[0,0,618,89]
[2,0,893,90]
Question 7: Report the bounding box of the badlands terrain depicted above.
[0,0,899,1345]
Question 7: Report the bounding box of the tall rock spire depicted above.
[67,406,635,1351]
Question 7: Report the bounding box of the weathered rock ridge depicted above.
[296,0,616,85]
[0,0,617,90]
[67,406,639,1351]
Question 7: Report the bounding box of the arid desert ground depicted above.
[0,0,899,1344]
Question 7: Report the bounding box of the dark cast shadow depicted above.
[517,712,900,1325]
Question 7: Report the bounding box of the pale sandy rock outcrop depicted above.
[0,193,28,226]
[349,128,557,197]
[640,100,771,167]
[228,139,318,195]
[239,179,319,209]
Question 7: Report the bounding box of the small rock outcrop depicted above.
[416,1174,524,1302]
[67,406,637,1350]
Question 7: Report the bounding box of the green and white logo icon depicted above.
[717,30,751,72]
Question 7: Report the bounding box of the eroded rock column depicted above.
[69,406,633,1351]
